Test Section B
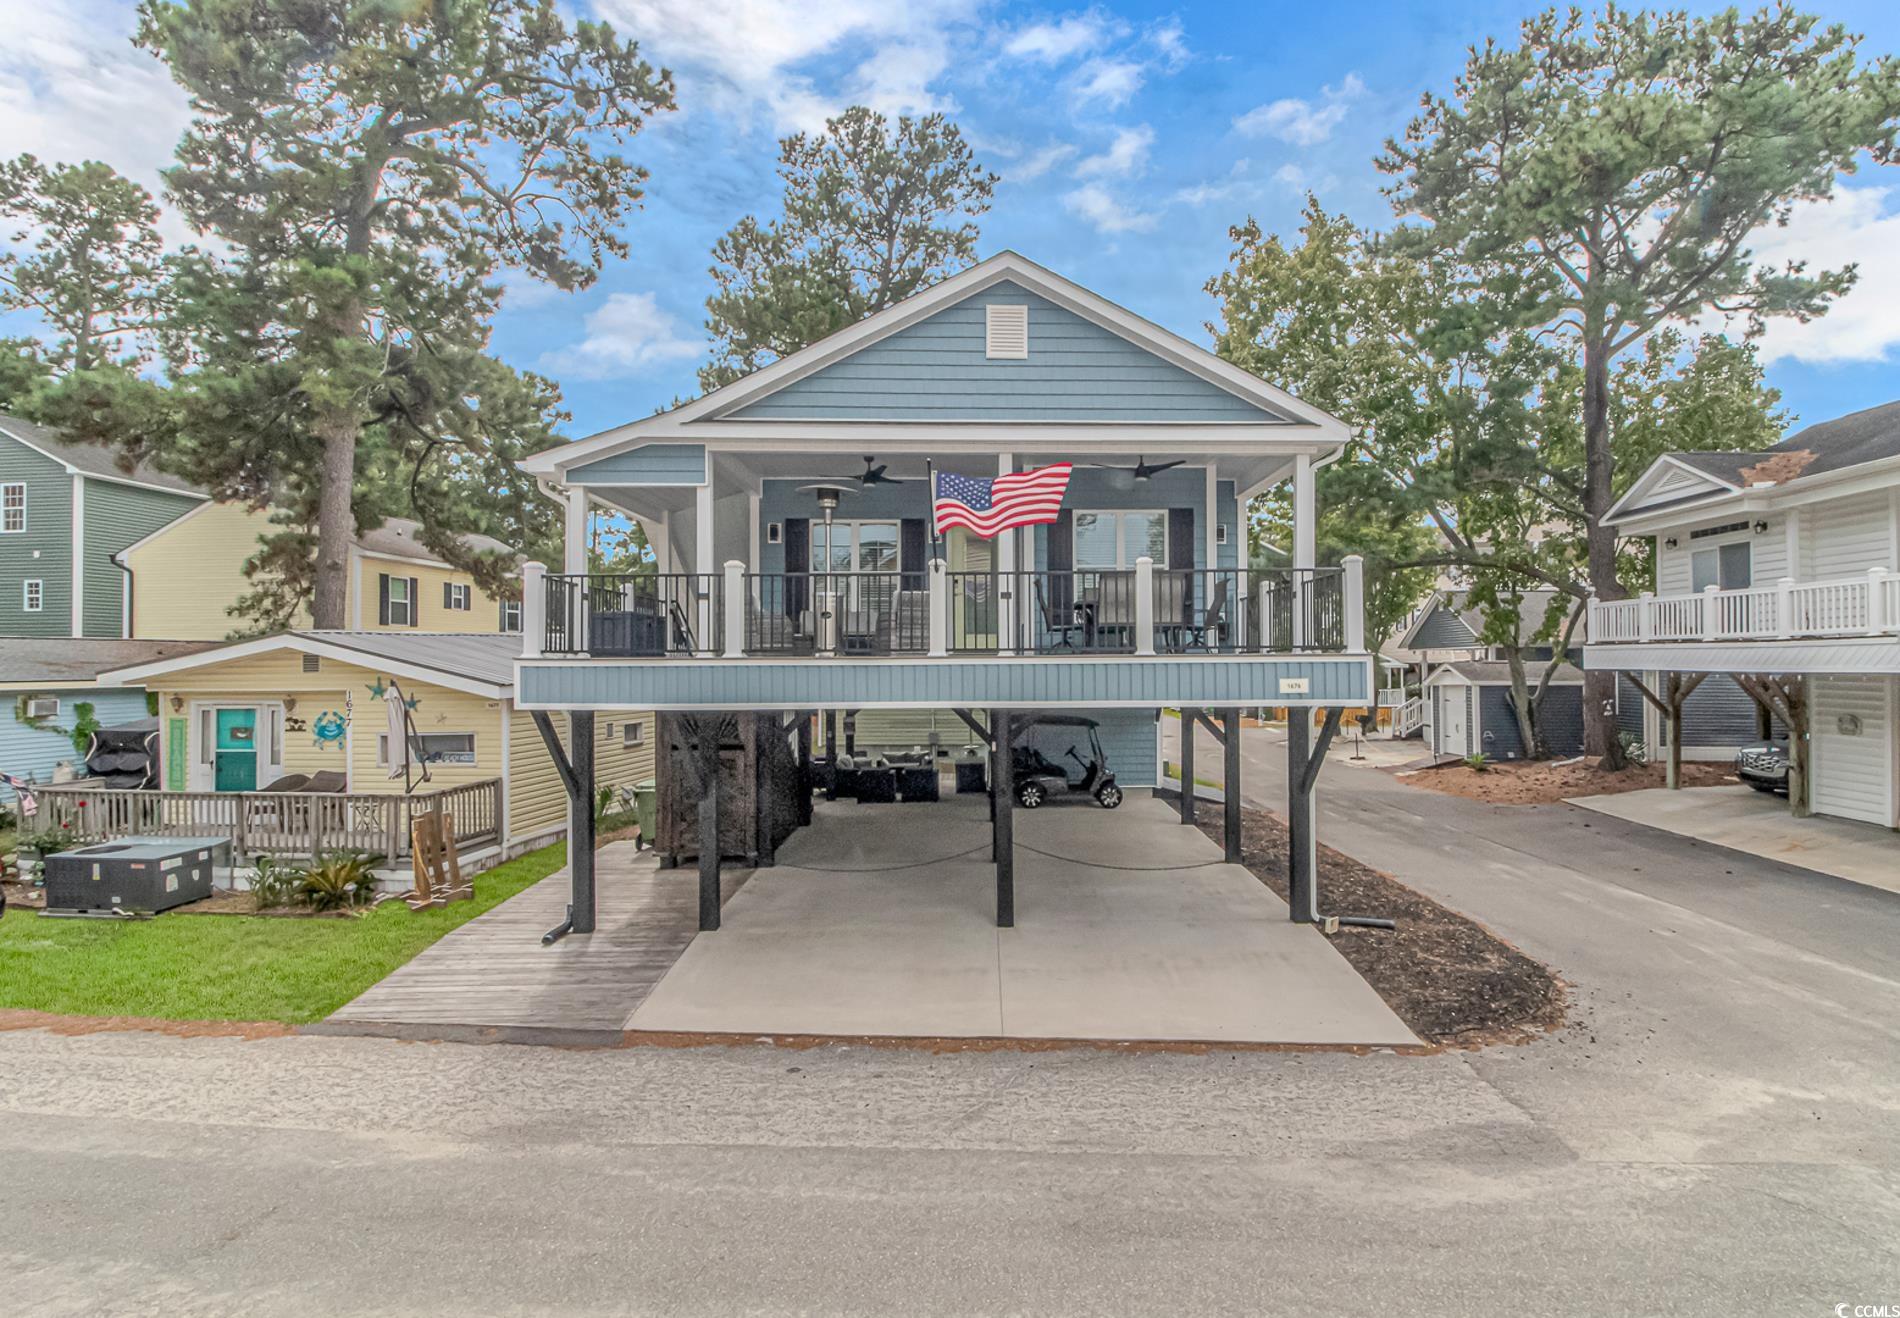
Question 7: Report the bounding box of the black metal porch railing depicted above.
[743,572,930,656]
[539,566,1350,657]
[544,572,722,657]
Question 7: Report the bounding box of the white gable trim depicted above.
[1605,455,1744,526]
[523,252,1351,478]
[98,633,511,699]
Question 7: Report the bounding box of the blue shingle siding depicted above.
[520,656,1370,710]
[727,282,1285,423]
[1615,675,1646,740]
[0,688,151,799]
[567,444,707,486]
[1682,675,1776,746]
[1479,683,1584,759]
[1411,606,1480,651]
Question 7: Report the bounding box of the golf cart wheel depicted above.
[1095,783,1123,809]
[1016,781,1046,809]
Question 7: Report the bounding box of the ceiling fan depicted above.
[818,455,911,486]
[1094,456,1188,482]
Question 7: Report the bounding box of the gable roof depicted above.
[1425,659,1584,687]
[97,630,521,699]
[356,517,518,563]
[1396,588,1580,654]
[0,637,225,690]
[523,251,1351,478]
[0,414,207,499]
[1608,399,1900,525]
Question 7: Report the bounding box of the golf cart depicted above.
[1010,714,1123,809]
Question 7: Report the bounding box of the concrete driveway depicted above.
[629,792,1415,1046]
[1569,782,1900,895]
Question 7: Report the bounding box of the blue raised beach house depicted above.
[514,253,1371,935]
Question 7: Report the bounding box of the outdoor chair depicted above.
[258,773,311,793]
[1035,579,1084,652]
[1174,578,1230,652]
[305,771,348,794]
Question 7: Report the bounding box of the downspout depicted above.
[111,548,134,638]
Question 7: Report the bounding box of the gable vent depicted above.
[985,303,1028,359]
[302,654,321,673]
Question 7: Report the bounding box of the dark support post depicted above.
[568,711,597,933]
[1179,706,1198,823]
[794,715,813,826]
[1222,707,1243,864]
[753,715,774,868]
[994,710,1014,928]
[824,710,838,800]
[1286,712,1314,924]
[696,726,721,933]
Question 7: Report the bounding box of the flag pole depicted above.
[926,459,941,560]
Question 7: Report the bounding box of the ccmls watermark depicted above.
[1836,1305,1900,1317]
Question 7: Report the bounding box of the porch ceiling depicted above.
[583,448,1296,521]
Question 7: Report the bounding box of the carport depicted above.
[627,791,1415,1046]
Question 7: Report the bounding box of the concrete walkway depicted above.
[627,793,1417,1046]
[1568,783,1900,895]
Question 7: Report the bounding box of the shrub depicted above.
[247,855,299,911]
[1463,752,1491,773]
[1616,731,1650,765]
[295,850,382,912]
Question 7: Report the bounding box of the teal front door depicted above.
[213,708,258,792]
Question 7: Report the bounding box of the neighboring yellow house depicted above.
[118,502,521,640]
[100,631,652,858]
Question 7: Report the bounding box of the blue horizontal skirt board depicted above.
[518,656,1372,710]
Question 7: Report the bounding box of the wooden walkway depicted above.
[321,842,749,1043]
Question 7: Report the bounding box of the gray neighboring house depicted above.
[1422,659,1585,761]
[0,415,206,638]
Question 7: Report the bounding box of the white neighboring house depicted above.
[1585,401,1900,829]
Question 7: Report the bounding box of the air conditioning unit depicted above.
[43,836,231,915]
[25,696,58,719]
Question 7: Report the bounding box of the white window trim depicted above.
[186,701,287,792]
[1072,508,1170,571]
[21,578,41,612]
[384,574,414,626]
[623,721,645,747]
[379,730,478,767]
[810,519,902,575]
[1689,538,1753,592]
[500,599,523,632]
[447,582,471,610]
[0,482,24,533]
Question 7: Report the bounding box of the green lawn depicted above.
[0,843,565,1024]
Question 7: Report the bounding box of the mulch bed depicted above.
[1402,757,1736,805]
[1193,802,1566,1046]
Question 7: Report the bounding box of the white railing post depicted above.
[928,557,948,657]
[1342,555,1366,652]
[1776,577,1795,639]
[1259,580,1277,652]
[1638,591,1654,642]
[1134,556,1156,656]
[723,560,746,658]
[1702,584,1719,641]
[1867,566,1888,636]
[520,561,546,658]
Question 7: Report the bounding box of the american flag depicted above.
[932,464,1074,538]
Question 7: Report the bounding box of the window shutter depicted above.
[409,577,420,626]
[444,581,453,609]
[1045,510,1074,614]
[1166,508,1196,625]
[899,518,928,590]
[378,574,391,626]
[783,516,809,619]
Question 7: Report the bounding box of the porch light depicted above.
[1753,519,1769,535]
[169,695,184,713]
[1664,536,1679,549]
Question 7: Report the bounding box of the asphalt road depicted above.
[4,727,1899,1315]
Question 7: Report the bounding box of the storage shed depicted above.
[1423,661,1586,761]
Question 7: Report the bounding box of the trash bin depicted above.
[632,780,658,851]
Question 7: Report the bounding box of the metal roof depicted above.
[0,414,206,497]
[1429,659,1584,686]
[0,638,225,685]
[289,631,522,686]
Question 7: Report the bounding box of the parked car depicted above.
[1735,742,1790,796]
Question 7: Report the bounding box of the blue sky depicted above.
[6,0,1900,441]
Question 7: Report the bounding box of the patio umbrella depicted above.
[384,681,431,789]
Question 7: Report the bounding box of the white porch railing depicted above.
[1589,568,1900,644]
[1392,695,1426,737]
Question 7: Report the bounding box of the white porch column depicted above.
[996,453,1017,654]
[1342,554,1365,652]
[1134,556,1156,656]
[1777,578,1795,639]
[1638,591,1655,642]
[1868,565,1888,635]
[723,560,746,657]
[563,487,587,575]
[927,557,949,657]
[657,511,673,575]
[1702,584,1720,640]
[748,491,762,604]
[520,561,546,658]
[696,480,715,655]
[1292,453,1315,648]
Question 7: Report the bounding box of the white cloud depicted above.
[1234,72,1366,147]
[1072,57,1145,108]
[1062,182,1158,235]
[541,292,702,381]
[1711,186,1900,367]
[0,1,192,236]
[1274,163,1309,190]
[1146,17,1189,71]
[597,0,980,131]
[1001,142,1079,184]
[1171,160,1252,209]
[1074,125,1153,180]
[1003,11,1122,63]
